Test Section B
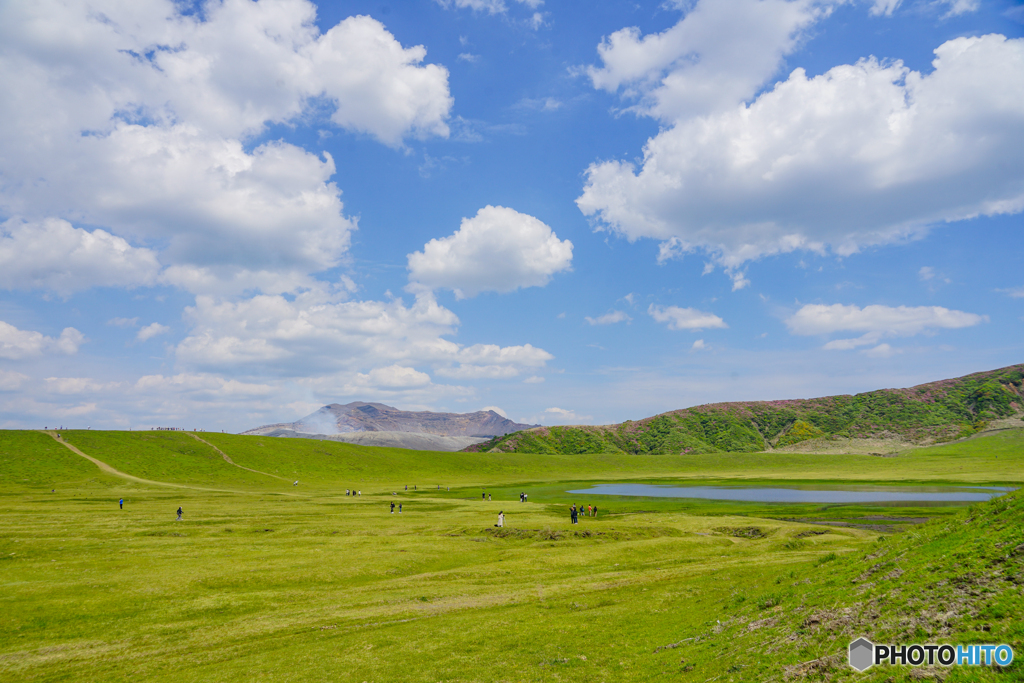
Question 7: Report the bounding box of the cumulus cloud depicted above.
[407,205,573,298]
[175,288,553,384]
[0,219,160,295]
[0,1,452,295]
[0,321,84,359]
[585,310,632,325]
[137,323,171,342]
[648,304,727,331]
[587,0,834,121]
[786,303,987,349]
[579,34,1024,276]
[691,339,706,350]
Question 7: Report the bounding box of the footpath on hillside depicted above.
[42,430,304,496]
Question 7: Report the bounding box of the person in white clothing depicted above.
[497,511,504,527]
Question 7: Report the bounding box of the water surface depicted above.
[565,483,1013,504]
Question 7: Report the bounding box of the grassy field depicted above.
[0,429,1021,681]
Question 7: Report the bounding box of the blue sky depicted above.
[0,0,1021,430]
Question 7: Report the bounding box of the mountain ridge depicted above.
[243,401,538,439]
[465,363,1024,455]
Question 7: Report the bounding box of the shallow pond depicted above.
[565,483,1014,504]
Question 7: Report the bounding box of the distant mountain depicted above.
[243,402,538,438]
[465,364,1024,455]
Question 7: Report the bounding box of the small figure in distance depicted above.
[488,494,492,501]
[176,506,183,521]
[482,491,486,500]
[119,498,123,510]
[391,501,395,514]
[399,503,402,513]
[593,505,598,518]
[293,480,299,486]
[357,490,361,496]
[497,511,504,528]
[405,484,408,491]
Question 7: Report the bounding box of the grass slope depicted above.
[471,364,1024,455]
[0,428,1020,681]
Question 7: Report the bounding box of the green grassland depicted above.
[471,364,1024,455]
[0,428,1022,681]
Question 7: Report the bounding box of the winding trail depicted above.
[42,431,303,496]
[186,432,289,481]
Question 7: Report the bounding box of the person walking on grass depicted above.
[593,505,598,518]
[119,498,123,510]
[570,504,577,524]
[176,506,182,521]
[399,503,402,513]
[391,502,395,514]
[497,511,504,528]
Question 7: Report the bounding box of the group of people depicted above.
[390,501,402,513]
[518,492,529,502]
[569,503,597,524]
[345,489,360,496]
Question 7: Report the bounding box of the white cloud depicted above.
[137,323,171,342]
[918,266,936,281]
[0,219,159,295]
[579,34,1024,275]
[998,286,1024,299]
[0,321,84,359]
[863,343,899,357]
[786,303,987,350]
[44,377,124,395]
[437,0,507,12]
[691,339,706,350]
[0,369,29,391]
[458,53,480,63]
[108,317,139,328]
[19,126,355,296]
[175,288,553,383]
[870,0,902,16]
[516,97,563,111]
[0,1,452,295]
[134,373,272,398]
[585,310,632,325]
[482,405,508,418]
[407,205,573,298]
[938,0,979,17]
[436,0,542,14]
[587,0,836,122]
[543,406,592,424]
[648,304,727,331]
[523,375,545,384]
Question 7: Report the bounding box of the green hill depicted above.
[468,364,1024,455]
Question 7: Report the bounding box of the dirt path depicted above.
[42,431,301,496]
[186,432,289,482]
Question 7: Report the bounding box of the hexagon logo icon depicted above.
[849,637,874,672]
